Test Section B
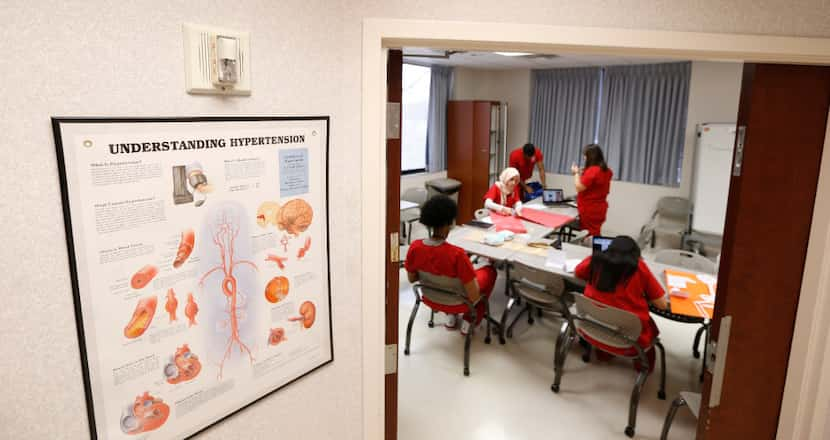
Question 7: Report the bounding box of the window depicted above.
[401,64,431,173]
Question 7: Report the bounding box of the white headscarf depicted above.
[495,167,520,206]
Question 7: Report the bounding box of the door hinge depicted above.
[732,126,746,176]
[708,315,732,408]
[385,344,398,374]
[386,103,401,140]
[390,232,400,263]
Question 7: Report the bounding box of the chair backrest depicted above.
[402,187,428,206]
[654,249,716,274]
[509,260,566,306]
[415,271,467,306]
[572,294,642,348]
[656,197,691,219]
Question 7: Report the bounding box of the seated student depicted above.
[483,167,523,215]
[405,195,497,335]
[573,236,668,372]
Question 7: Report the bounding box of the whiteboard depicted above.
[691,123,736,235]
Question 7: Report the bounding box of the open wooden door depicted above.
[698,64,830,439]
[384,49,403,440]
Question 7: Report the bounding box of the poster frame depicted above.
[51,115,333,439]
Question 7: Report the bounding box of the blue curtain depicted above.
[529,67,601,174]
[598,62,691,186]
[426,65,453,172]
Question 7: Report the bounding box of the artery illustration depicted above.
[185,292,198,327]
[124,296,157,339]
[199,208,258,379]
[173,228,195,268]
[165,289,178,323]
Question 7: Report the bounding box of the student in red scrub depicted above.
[574,236,668,372]
[571,144,613,237]
[405,195,497,335]
[509,143,547,200]
[483,167,523,215]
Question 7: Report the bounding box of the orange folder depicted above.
[664,268,716,319]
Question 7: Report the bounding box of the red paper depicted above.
[520,207,574,229]
[490,213,527,233]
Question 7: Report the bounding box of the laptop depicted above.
[542,188,565,205]
[592,236,615,252]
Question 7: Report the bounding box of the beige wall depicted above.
[452,67,533,150]
[1,0,828,438]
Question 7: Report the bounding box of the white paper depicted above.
[545,249,567,270]
[667,274,695,288]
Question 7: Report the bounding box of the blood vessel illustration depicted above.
[124,296,157,339]
[120,391,170,434]
[297,236,311,259]
[130,265,158,289]
[264,276,289,303]
[199,209,258,379]
[164,344,202,384]
[288,301,316,329]
[165,289,178,323]
[173,228,195,268]
[185,292,198,327]
[267,328,287,346]
[265,253,287,269]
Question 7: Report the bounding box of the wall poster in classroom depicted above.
[52,116,333,440]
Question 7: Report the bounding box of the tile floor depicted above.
[397,226,701,440]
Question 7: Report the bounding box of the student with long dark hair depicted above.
[574,236,668,371]
[405,195,497,335]
[571,144,613,237]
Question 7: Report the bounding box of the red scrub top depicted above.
[576,165,613,236]
[405,239,476,283]
[484,183,522,209]
[509,148,543,182]
[574,257,664,352]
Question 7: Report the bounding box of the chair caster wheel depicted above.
[463,368,470,376]
[404,349,410,356]
[693,351,700,359]
[658,390,666,400]
[499,337,506,345]
[551,384,559,393]
[625,426,635,438]
[428,322,434,328]
[485,337,492,344]
[528,318,535,325]
[582,353,591,363]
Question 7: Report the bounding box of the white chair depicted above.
[639,197,691,249]
[554,294,667,438]
[660,391,701,439]
[401,187,428,244]
[405,271,504,376]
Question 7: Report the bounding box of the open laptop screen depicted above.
[542,188,564,203]
[592,236,614,252]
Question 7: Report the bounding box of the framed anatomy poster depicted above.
[52,117,333,439]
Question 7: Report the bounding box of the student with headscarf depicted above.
[571,144,613,237]
[573,236,668,372]
[483,167,523,215]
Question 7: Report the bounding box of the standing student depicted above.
[405,195,497,335]
[509,143,547,200]
[571,144,613,237]
[574,236,668,372]
[483,167,523,215]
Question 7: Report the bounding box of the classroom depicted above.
[3,3,830,440]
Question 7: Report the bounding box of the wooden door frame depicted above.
[361,19,830,440]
